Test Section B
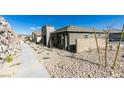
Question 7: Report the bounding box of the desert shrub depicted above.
[6,55,13,63]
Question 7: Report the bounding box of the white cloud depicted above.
[22,32,26,35]
[30,27,37,30]
[37,27,41,29]
[30,27,41,31]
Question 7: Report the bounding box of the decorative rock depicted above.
[0,16,18,63]
[29,41,124,78]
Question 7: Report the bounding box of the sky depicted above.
[2,15,124,35]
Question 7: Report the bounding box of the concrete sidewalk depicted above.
[16,41,50,78]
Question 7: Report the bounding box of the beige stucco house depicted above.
[41,25,124,52]
[42,25,105,52]
[32,31,42,44]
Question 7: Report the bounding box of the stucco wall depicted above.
[69,32,105,45]
[36,37,42,43]
[46,26,55,46]
[76,38,105,53]
[42,25,55,46]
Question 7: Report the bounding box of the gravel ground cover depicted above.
[27,41,124,78]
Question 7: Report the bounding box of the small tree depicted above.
[104,26,110,67]
[93,27,101,65]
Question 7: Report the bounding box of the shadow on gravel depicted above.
[57,52,102,67]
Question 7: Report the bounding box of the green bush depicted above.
[6,55,13,63]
